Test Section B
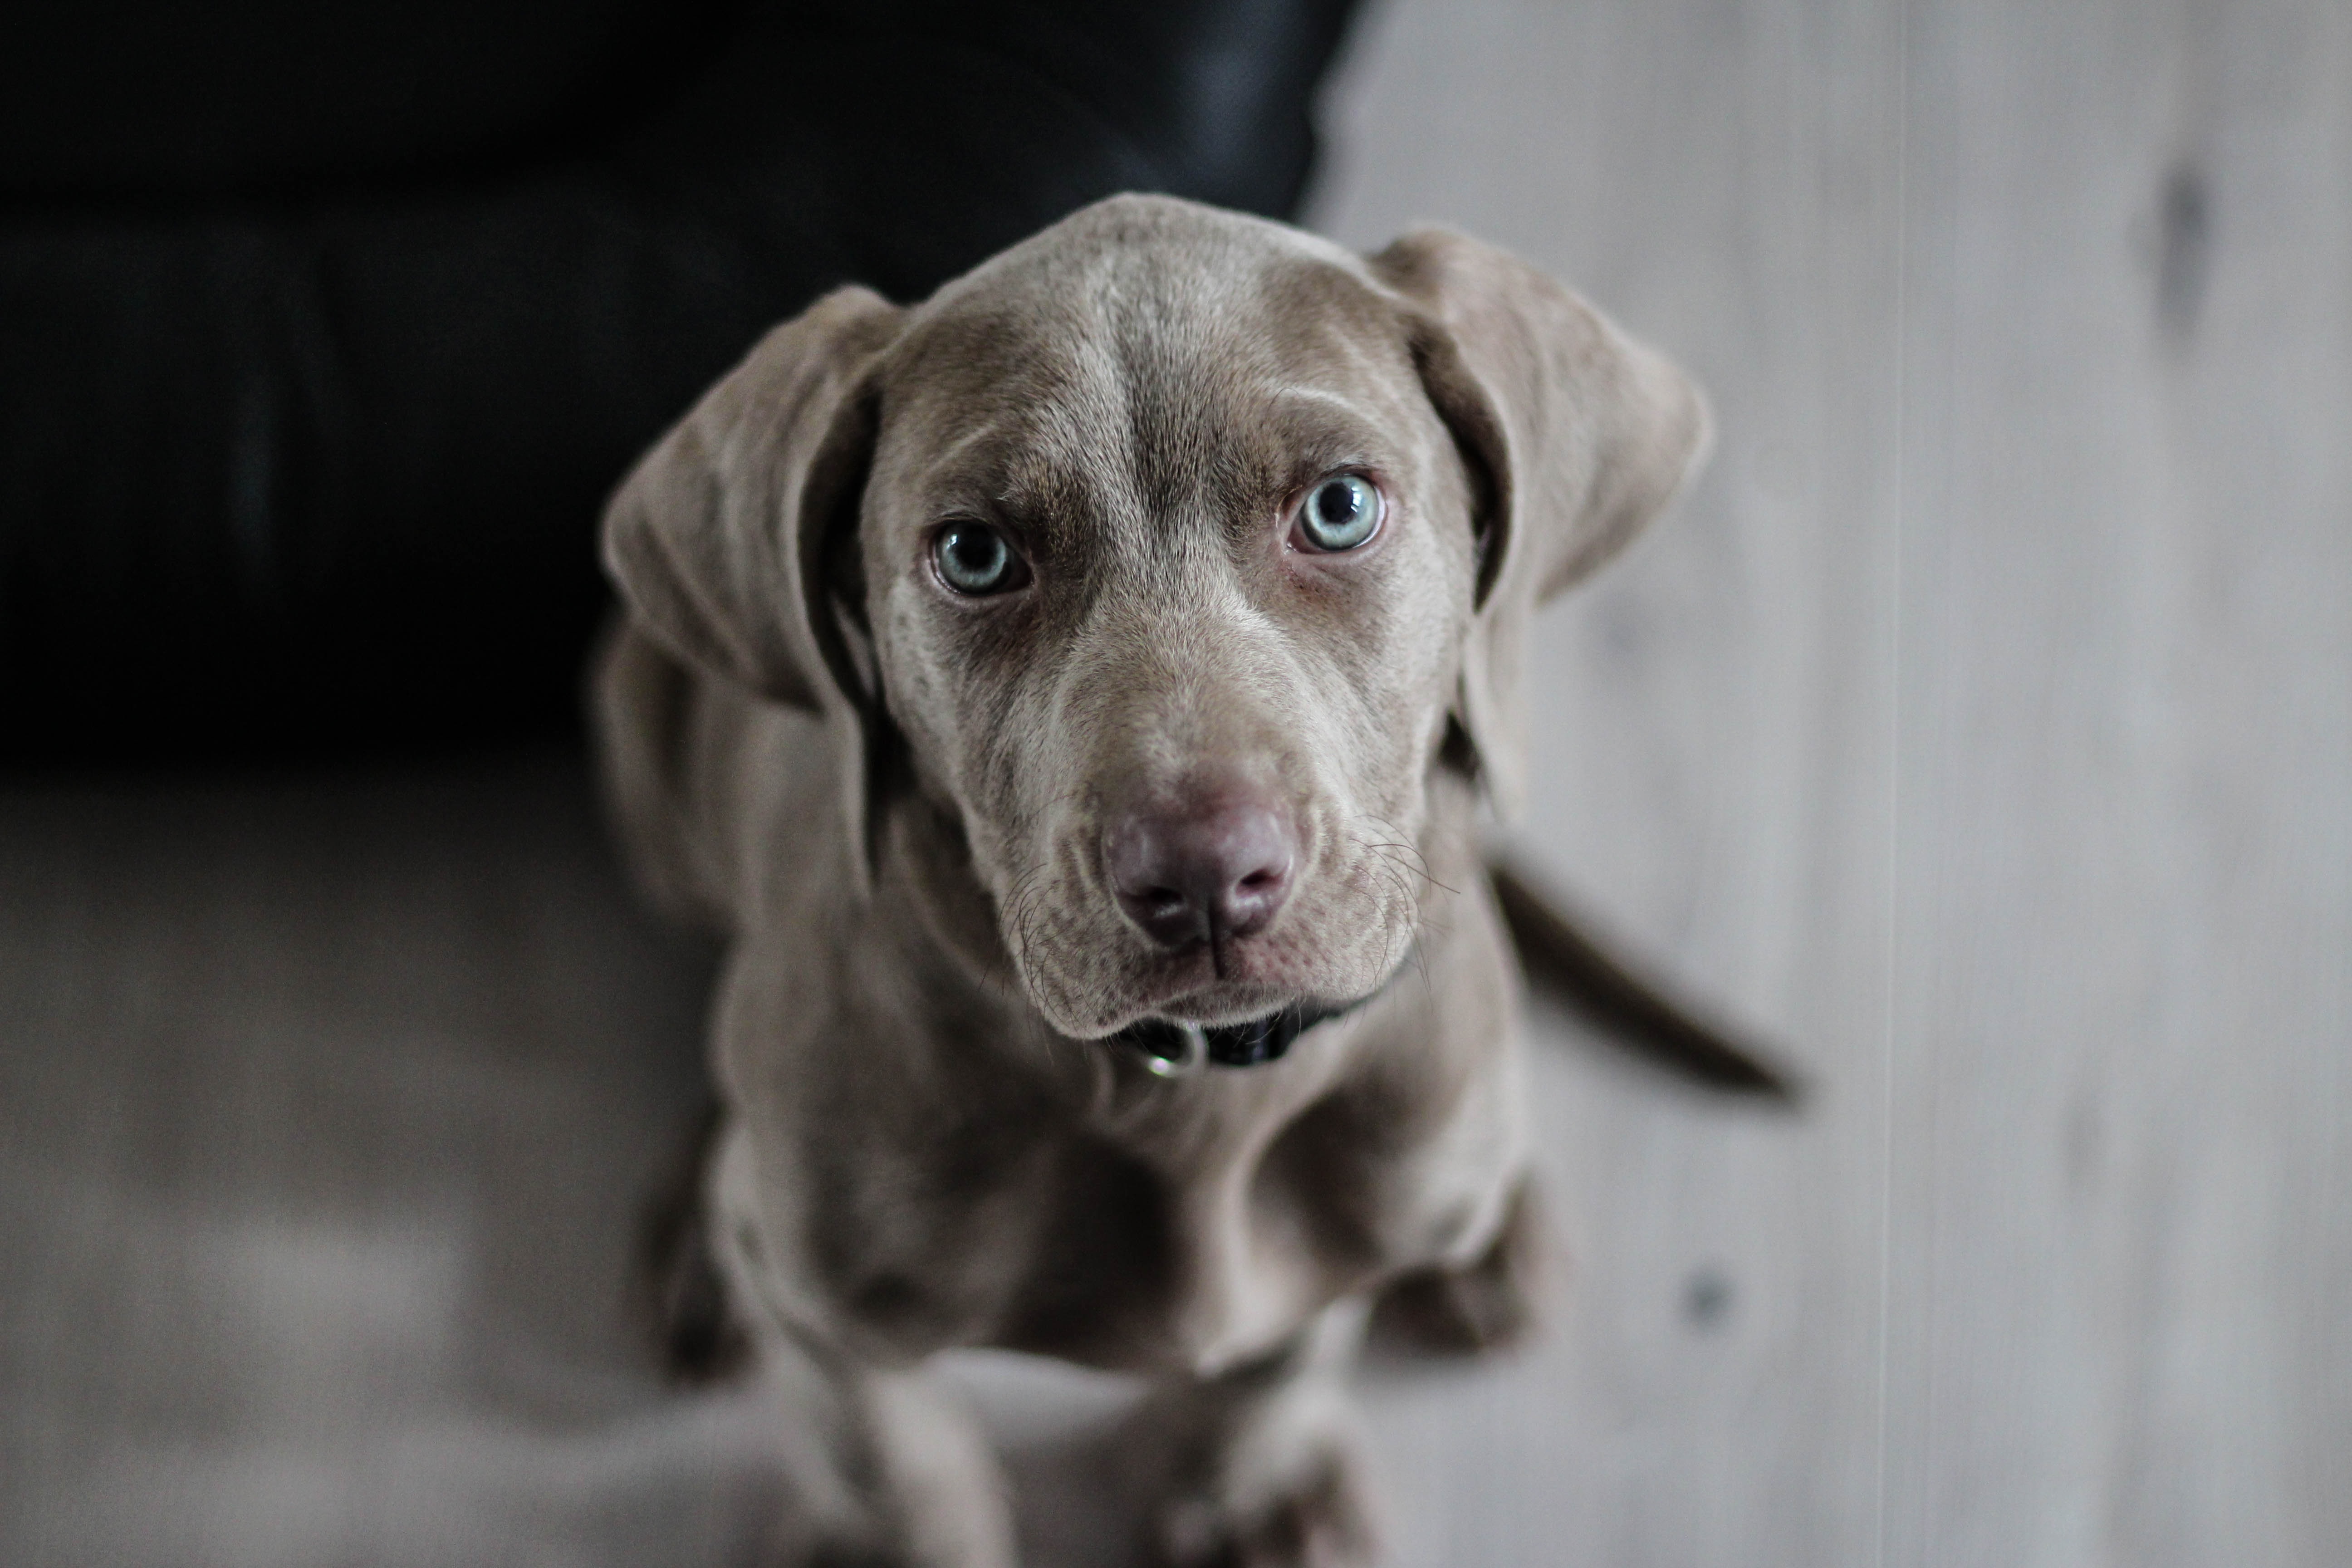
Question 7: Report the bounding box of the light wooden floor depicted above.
[4,3,2345,1565]
[1313,1,2351,1563]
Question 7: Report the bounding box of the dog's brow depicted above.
[1264,385,1388,426]
[1248,391,1396,480]
[927,416,1024,473]
[905,411,1087,517]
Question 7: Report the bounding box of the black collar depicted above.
[1115,1000,1342,1072]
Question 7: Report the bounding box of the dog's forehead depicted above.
[870,201,1419,524]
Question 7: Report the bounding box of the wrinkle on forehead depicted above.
[879,250,1417,575]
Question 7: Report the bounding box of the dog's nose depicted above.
[1104,797,1298,949]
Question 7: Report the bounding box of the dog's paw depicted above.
[636,1099,755,1383]
[1150,1440,1380,1568]
[1367,1177,1553,1358]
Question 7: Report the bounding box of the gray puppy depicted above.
[595,193,1709,1567]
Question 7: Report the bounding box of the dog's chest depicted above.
[773,1016,1518,1375]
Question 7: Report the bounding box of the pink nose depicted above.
[1104,795,1298,950]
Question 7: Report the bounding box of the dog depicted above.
[594,193,1721,1567]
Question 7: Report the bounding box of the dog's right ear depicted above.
[1367,230,1710,820]
[601,285,904,711]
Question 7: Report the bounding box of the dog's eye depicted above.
[932,522,1028,596]
[1293,474,1383,552]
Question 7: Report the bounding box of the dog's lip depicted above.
[1140,997,1303,1032]
[1120,977,1299,1031]
[1097,942,1410,1038]
[1095,954,1407,1068]
[1114,947,1291,1027]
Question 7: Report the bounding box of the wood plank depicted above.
[1314,0,1907,1563]
[1885,3,2352,1563]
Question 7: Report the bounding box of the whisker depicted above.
[1351,814,1460,898]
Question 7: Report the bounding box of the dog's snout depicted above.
[1104,796,1297,949]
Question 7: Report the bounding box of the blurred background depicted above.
[2,1,2345,1564]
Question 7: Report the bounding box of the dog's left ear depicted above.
[601,285,905,889]
[1369,230,1711,818]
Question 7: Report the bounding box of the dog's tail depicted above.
[1487,857,1803,1103]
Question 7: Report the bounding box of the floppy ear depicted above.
[600,284,904,884]
[1368,230,1712,819]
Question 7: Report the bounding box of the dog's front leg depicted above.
[1117,1302,1381,1568]
[701,1130,1014,1568]
[735,1327,1017,1568]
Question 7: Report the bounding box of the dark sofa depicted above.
[0,0,1358,760]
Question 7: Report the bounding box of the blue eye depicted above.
[933,522,1027,595]
[1294,474,1382,552]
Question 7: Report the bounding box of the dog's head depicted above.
[604,196,1706,1041]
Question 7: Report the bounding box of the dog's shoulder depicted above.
[593,614,848,937]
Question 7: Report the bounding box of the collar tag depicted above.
[1138,1022,1209,1078]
